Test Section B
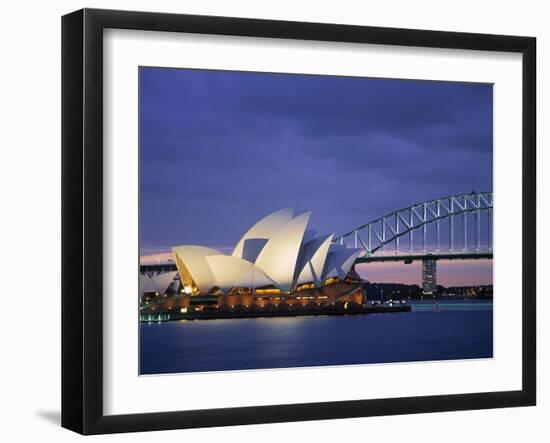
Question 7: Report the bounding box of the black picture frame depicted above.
[62,8,536,435]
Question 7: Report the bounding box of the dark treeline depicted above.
[363,282,493,300]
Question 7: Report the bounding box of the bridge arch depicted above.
[334,192,493,256]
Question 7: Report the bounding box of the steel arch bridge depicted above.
[334,192,493,263]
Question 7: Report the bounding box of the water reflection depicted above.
[140,300,493,375]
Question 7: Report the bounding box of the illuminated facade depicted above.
[138,209,368,318]
[172,208,362,296]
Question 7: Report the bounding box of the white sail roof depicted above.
[139,273,149,295]
[338,250,362,278]
[172,245,221,293]
[295,233,334,287]
[232,208,293,261]
[152,271,178,295]
[232,264,277,290]
[254,212,311,292]
[322,247,362,282]
[206,255,275,292]
[139,274,158,295]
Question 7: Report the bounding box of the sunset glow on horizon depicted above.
[140,251,492,287]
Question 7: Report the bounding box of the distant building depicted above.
[422,258,437,295]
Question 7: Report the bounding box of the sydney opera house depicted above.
[140,208,370,319]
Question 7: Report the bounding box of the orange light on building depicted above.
[256,288,281,296]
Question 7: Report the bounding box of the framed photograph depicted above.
[62,8,536,434]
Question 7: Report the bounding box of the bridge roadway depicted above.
[141,251,493,274]
[355,251,493,264]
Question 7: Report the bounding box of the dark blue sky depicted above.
[139,67,492,260]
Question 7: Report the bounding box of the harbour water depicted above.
[140,299,493,375]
